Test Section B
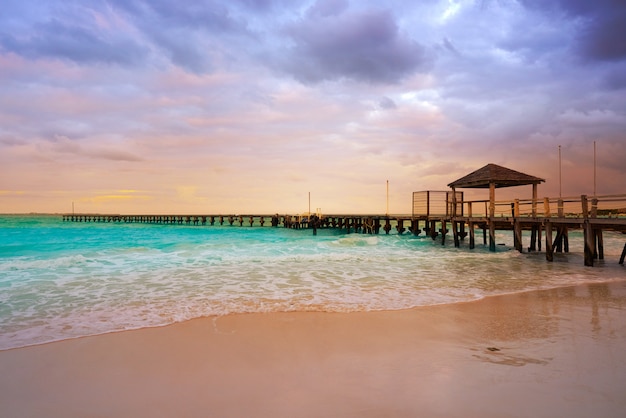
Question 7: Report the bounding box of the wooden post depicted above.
[468,202,475,249]
[581,194,594,266]
[535,224,542,252]
[584,221,594,266]
[597,229,604,260]
[489,182,496,252]
[591,198,598,218]
[555,227,563,253]
[545,220,553,262]
[553,199,564,253]
[544,198,553,262]
[514,220,523,253]
[530,184,539,251]
[452,187,459,247]
[529,227,537,251]
[512,200,521,252]
[451,187,457,217]
[590,197,602,260]
[410,219,420,236]
[396,219,405,235]
[441,220,446,246]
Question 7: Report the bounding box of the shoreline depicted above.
[3,276,626,353]
[2,280,626,417]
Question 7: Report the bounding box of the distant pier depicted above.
[61,213,411,235]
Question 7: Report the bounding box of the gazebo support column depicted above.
[489,182,496,252]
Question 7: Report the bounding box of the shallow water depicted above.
[1,214,624,349]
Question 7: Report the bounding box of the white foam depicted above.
[2,222,626,350]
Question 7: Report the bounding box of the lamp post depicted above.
[558,145,562,198]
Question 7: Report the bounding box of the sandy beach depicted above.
[2,280,626,418]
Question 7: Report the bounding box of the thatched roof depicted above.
[448,163,545,189]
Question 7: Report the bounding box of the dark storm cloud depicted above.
[279,7,430,84]
[522,0,626,62]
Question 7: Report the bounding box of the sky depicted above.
[1,0,625,215]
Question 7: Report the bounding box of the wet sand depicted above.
[1,280,626,418]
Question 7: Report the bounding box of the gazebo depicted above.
[448,163,545,251]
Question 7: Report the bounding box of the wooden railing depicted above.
[454,194,626,219]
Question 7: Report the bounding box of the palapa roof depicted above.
[447,163,545,189]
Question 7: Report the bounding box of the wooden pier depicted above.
[62,197,626,267]
[61,213,413,235]
[62,164,626,267]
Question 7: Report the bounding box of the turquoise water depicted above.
[1,214,624,350]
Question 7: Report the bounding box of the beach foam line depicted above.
[1,280,626,417]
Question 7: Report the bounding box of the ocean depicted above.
[1,214,624,350]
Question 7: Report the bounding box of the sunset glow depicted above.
[1,0,625,214]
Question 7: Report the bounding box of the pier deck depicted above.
[63,193,626,267]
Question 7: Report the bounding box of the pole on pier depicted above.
[558,145,562,198]
[386,180,389,217]
[593,140,597,197]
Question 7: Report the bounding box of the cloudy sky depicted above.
[1,0,625,215]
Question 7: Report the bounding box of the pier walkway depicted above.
[61,163,626,267]
[63,192,626,267]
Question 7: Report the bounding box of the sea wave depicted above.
[1,216,625,350]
